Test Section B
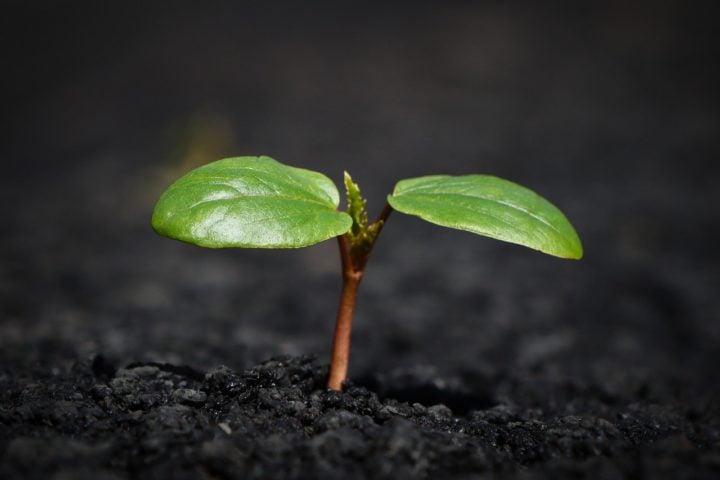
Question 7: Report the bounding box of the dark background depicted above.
[1,1,718,394]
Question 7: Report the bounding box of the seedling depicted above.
[152,156,583,390]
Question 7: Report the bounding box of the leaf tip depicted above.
[343,171,355,189]
[557,232,584,260]
[570,240,584,260]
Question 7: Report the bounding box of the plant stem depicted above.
[373,203,393,227]
[327,235,363,391]
[327,204,392,391]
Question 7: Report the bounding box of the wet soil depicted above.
[1,355,718,480]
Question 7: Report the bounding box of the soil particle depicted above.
[172,388,207,406]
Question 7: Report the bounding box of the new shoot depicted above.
[152,156,583,390]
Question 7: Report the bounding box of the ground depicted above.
[1,2,719,479]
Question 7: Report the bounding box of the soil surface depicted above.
[2,2,719,479]
[1,355,719,479]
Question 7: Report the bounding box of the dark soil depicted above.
[2,2,719,479]
[1,355,718,480]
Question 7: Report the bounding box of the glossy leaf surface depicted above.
[388,175,583,259]
[152,156,352,248]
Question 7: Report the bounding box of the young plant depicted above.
[152,156,583,390]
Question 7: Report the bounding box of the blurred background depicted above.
[1,1,718,395]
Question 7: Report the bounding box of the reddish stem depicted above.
[327,235,363,391]
[326,204,392,390]
[374,203,393,226]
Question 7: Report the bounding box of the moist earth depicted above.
[1,355,718,479]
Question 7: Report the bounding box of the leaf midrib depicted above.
[392,192,574,251]
[395,191,567,239]
[173,181,336,210]
[192,202,346,228]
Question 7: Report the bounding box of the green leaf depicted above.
[152,156,353,248]
[387,175,583,259]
